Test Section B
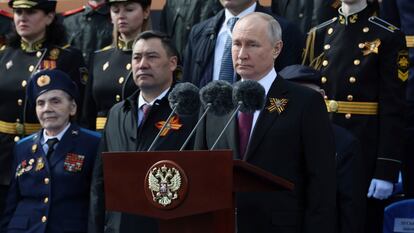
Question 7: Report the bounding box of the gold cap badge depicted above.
[37,75,51,87]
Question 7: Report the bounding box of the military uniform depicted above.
[0,10,12,45]
[63,2,113,65]
[81,40,137,130]
[0,124,101,233]
[303,4,407,233]
[0,40,87,188]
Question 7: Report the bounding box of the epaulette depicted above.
[0,9,12,18]
[311,17,338,32]
[16,134,36,145]
[62,6,85,17]
[95,45,113,53]
[80,128,102,138]
[369,16,400,33]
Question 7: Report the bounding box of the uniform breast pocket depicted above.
[7,216,30,231]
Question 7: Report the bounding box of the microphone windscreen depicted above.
[200,80,234,116]
[233,80,266,113]
[168,82,201,115]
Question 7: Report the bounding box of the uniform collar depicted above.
[338,4,368,25]
[117,37,134,51]
[41,123,71,145]
[20,38,45,52]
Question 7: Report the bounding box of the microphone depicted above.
[180,80,234,150]
[210,80,266,150]
[147,82,200,151]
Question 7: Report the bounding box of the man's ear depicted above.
[272,40,283,59]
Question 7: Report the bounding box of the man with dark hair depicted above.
[183,0,303,87]
[88,31,197,233]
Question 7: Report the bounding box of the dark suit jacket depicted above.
[0,124,101,233]
[183,3,303,87]
[194,76,336,233]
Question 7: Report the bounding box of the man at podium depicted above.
[88,31,197,233]
[194,12,336,233]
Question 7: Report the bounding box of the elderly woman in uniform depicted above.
[82,0,151,130]
[0,69,100,233]
[0,0,87,215]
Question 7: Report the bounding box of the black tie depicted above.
[46,138,59,160]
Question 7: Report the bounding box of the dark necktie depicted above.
[140,104,151,126]
[219,17,239,83]
[46,138,59,160]
[238,112,253,159]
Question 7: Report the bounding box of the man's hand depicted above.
[367,178,393,200]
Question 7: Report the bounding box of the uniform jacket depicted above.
[88,89,198,233]
[63,3,113,65]
[159,0,222,60]
[81,45,136,130]
[194,76,336,233]
[302,5,407,184]
[182,3,303,87]
[0,42,87,186]
[0,124,101,233]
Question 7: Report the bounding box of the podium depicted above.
[102,150,294,233]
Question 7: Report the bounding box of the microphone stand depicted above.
[210,102,242,150]
[179,103,211,151]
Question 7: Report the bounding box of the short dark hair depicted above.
[134,30,179,59]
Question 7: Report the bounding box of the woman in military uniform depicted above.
[0,0,87,215]
[0,69,100,233]
[82,0,151,130]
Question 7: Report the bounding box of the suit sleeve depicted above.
[376,31,406,182]
[301,91,336,233]
[0,148,21,233]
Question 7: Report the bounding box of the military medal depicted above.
[155,116,183,137]
[35,157,45,171]
[32,144,38,153]
[103,61,109,71]
[267,98,289,114]
[64,153,85,172]
[362,39,381,56]
[48,48,60,60]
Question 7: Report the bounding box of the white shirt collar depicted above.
[223,2,256,28]
[42,123,71,144]
[138,87,170,109]
[242,68,277,96]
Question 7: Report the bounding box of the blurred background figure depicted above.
[0,9,12,45]
[81,0,151,130]
[0,0,87,216]
[63,0,113,65]
[0,69,100,233]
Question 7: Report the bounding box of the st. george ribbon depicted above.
[179,80,235,150]
[210,80,266,150]
[147,82,201,151]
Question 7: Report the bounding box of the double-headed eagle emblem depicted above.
[148,165,182,207]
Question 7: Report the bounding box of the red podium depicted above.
[102,150,294,233]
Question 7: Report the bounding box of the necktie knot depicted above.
[140,104,152,126]
[46,138,59,149]
[227,17,239,32]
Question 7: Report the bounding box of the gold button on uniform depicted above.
[44,197,49,204]
[126,63,131,70]
[14,136,20,142]
[349,77,356,83]
[28,65,35,72]
[322,60,329,66]
[115,95,121,102]
[328,28,334,35]
[354,59,360,65]
[17,99,23,106]
[118,77,124,84]
[329,100,339,112]
[358,43,364,49]
[36,51,42,58]
[324,95,328,100]
[363,27,369,33]
[21,80,27,87]
[345,113,352,119]
[41,216,47,223]
[347,95,353,101]
[324,44,331,50]
[44,178,50,184]
[321,77,327,83]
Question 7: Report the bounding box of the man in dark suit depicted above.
[0,69,101,233]
[194,13,336,233]
[183,0,303,88]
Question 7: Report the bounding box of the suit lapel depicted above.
[49,124,79,168]
[225,114,240,159]
[244,77,289,161]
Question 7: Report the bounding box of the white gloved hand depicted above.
[367,178,393,200]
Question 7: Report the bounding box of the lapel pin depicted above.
[267,98,289,114]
